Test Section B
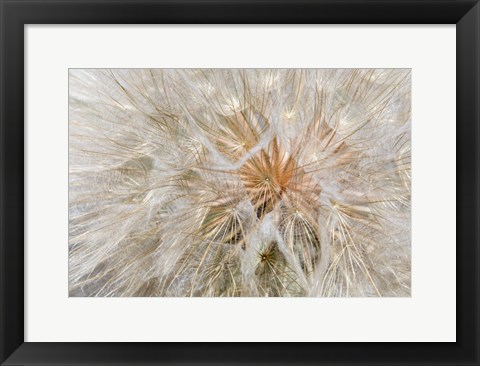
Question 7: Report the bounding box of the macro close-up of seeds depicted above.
[68,69,411,297]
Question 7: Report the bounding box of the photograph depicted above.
[2,0,477,362]
[68,68,411,297]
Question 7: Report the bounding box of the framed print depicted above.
[0,1,478,365]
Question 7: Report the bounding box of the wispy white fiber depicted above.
[69,69,411,297]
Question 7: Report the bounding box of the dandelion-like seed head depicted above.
[69,68,411,297]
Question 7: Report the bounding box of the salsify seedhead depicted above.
[69,69,411,297]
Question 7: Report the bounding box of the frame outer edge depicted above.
[457,1,480,364]
[0,1,25,364]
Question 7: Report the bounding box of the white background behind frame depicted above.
[25,25,456,342]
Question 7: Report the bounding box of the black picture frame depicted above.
[1,1,478,365]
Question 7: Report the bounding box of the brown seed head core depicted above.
[239,137,298,218]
